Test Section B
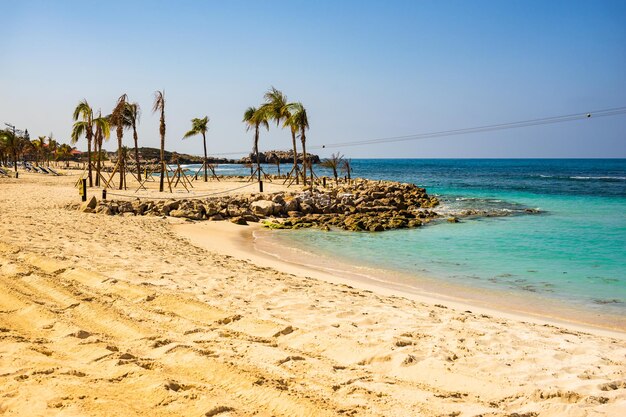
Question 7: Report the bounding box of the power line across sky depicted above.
[210,107,626,156]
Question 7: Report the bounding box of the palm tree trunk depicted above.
[159,109,165,192]
[132,125,141,182]
[118,136,123,190]
[96,140,101,187]
[13,150,18,172]
[291,130,299,184]
[255,126,261,184]
[87,136,93,187]
[301,130,308,186]
[202,131,208,182]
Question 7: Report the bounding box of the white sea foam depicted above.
[570,176,626,180]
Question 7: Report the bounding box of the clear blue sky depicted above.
[1,0,625,158]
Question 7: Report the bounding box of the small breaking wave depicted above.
[570,176,626,181]
[535,174,625,182]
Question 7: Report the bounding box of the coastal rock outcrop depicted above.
[80,179,440,232]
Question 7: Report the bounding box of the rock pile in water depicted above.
[76,179,440,232]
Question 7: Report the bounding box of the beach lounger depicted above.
[47,167,60,175]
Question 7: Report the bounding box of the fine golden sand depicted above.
[0,171,625,416]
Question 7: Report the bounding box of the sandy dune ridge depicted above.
[0,173,625,416]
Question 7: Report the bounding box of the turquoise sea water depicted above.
[186,159,626,324]
[243,159,626,325]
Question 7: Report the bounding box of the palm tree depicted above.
[93,111,110,186]
[0,129,20,171]
[243,106,269,184]
[71,100,94,186]
[182,116,210,181]
[57,143,73,167]
[0,132,6,166]
[32,136,46,167]
[17,136,33,168]
[153,90,166,192]
[47,134,58,167]
[264,87,300,184]
[124,102,142,181]
[286,102,309,185]
[273,156,281,176]
[110,94,128,189]
[321,152,344,184]
[341,158,352,182]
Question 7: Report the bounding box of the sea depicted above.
[189,159,626,329]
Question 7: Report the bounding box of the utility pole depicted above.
[4,122,26,173]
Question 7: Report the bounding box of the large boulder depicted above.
[250,200,281,216]
[299,202,315,215]
[284,198,299,212]
[132,200,148,215]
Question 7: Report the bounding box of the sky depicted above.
[1,0,625,158]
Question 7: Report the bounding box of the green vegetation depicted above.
[243,106,270,183]
[124,102,142,181]
[320,152,344,184]
[71,100,94,186]
[246,87,311,185]
[183,116,210,181]
[153,90,166,192]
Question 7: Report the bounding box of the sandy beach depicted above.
[1,171,625,417]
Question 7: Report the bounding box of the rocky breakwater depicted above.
[75,179,440,232]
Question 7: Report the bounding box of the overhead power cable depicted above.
[308,106,626,150]
[205,106,626,155]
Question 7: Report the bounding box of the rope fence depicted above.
[102,181,257,201]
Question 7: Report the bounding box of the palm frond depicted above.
[182,129,197,139]
[124,102,141,126]
[70,121,87,144]
[263,86,290,126]
[72,99,92,122]
[93,112,111,139]
[152,90,165,113]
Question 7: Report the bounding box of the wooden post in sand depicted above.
[81,179,87,202]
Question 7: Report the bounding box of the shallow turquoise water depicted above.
[260,159,626,320]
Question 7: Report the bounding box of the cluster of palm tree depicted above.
[243,87,310,185]
[0,128,77,172]
[71,91,167,190]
